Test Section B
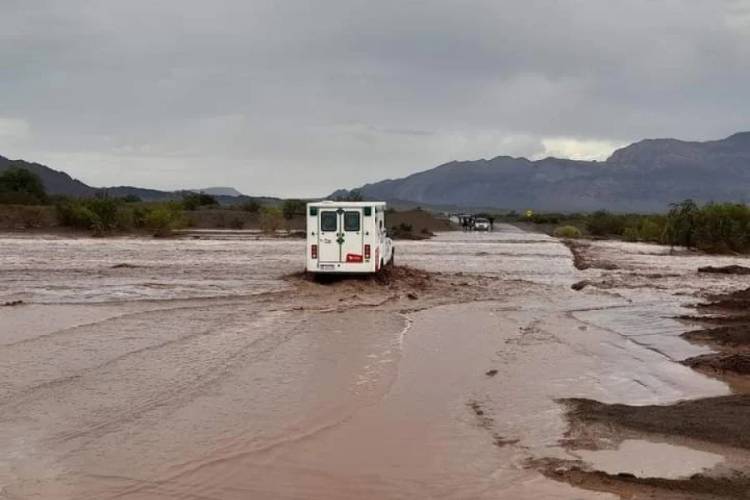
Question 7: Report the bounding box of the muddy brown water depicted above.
[1,227,749,499]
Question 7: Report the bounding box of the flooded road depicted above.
[1,226,748,499]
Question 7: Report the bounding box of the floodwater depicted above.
[0,225,747,499]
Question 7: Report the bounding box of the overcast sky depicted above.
[1,1,749,197]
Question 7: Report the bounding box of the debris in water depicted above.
[493,434,519,447]
[485,369,498,377]
[571,280,591,291]
[698,265,750,275]
[2,300,24,307]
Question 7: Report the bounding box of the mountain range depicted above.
[333,132,750,212]
[3,132,750,212]
[0,155,249,204]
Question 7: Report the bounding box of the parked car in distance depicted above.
[474,218,491,231]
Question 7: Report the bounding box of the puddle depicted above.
[576,440,723,479]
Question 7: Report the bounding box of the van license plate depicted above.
[320,264,336,271]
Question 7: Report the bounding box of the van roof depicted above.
[307,201,387,208]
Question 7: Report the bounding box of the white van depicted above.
[306,201,394,273]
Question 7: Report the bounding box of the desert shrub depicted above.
[664,199,699,248]
[182,192,218,210]
[638,217,666,243]
[0,205,51,229]
[240,200,261,213]
[693,203,750,253]
[586,210,627,237]
[259,206,283,232]
[622,226,640,242]
[529,212,562,224]
[143,203,184,237]
[0,167,47,204]
[86,198,119,230]
[553,225,582,238]
[56,201,103,232]
[229,216,245,229]
[282,199,306,220]
[663,200,750,253]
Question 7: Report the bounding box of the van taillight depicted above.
[364,244,371,260]
[311,244,318,259]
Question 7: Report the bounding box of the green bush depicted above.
[586,211,627,237]
[622,226,640,242]
[638,217,665,243]
[282,199,306,220]
[239,200,261,213]
[260,206,283,232]
[553,225,582,238]
[143,203,184,237]
[182,192,218,211]
[0,167,47,204]
[664,200,750,253]
[56,201,103,232]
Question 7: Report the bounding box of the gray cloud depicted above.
[1,0,748,196]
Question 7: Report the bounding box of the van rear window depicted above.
[344,211,360,231]
[320,212,337,232]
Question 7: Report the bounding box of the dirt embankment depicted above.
[681,287,750,376]
[385,209,455,239]
[539,461,750,500]
[284,264,508,314]
[561,239,619,271]
[564,396,750,450]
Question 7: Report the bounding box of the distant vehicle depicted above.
[306,201,394,273]
[474,218,491,231]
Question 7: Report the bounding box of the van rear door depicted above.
[318,210,340,262]
[317,208,365,264]
[341,209,364,263]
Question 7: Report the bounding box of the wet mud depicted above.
[538,462,750,500]
[683,353,750,376]
[562,239,620,271]
[563,396,750,451]
[543,242,750,498]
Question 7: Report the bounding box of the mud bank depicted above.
[539,462,750,500]
[563,396,750,450]
[542,396,750,498]
[682,287,750,380]
[543,241,750,498]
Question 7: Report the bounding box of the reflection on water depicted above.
[576,440,723,479]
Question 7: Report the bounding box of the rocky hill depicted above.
[334,132,750,212]
[0,155,248,204]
